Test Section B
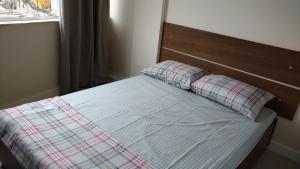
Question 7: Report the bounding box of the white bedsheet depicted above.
[62,75,276,169]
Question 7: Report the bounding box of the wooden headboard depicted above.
[159,22,300,120]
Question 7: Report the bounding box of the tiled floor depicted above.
[252,150,300,169]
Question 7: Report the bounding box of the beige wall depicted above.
[0,21,59,108]
[165,0,300,152]
[109,0,165,78]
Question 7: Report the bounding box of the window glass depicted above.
[0,0,59,21]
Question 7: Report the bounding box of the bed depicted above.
[1,22,299,169]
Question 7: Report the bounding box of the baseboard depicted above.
[109,72,128,81]
[0,87,60,109]
[268,141,300,163]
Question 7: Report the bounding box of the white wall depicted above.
[166,0,300,51]
[166,0,300,154]
[0,21,60,108]
[109,0,165,78]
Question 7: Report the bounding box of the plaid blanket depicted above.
[0,97,152,169]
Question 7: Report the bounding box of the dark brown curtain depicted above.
[59,0,109,95]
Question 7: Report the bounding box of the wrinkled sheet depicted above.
[62,75,276,169]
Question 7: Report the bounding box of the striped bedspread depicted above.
[0,97,152,169]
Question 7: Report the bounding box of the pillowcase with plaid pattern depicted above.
[164,61,208,89]
[142,60,176,81]
[191,75,275,120]
[142,60,208,89]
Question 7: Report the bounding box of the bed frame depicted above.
[1,23,299,169]
[158,22,300,169]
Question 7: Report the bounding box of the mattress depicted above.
[59,75,277,169]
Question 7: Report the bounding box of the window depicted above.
[0,0,59,22]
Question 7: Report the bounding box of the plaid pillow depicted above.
[142,60,176,81]
[191,75,274,120]
[142,60,208,89]
[165,62,208,90]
